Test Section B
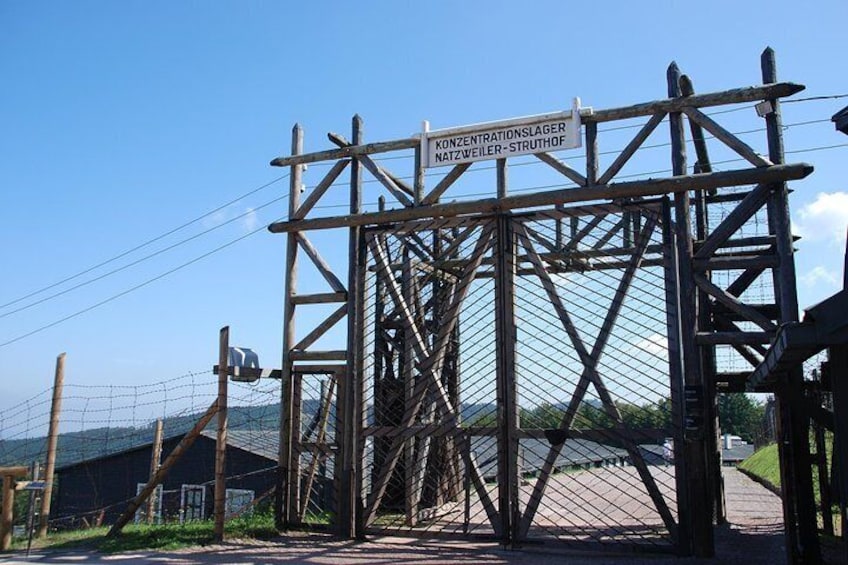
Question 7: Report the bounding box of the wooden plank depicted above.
[695,331,775,345]
[268,164,813,232]
[295,233,347,292]
[108,399,219,537]
[534,152,587,186]
[586,82,804,123]
[293,304,348,351]
[598,111,666,185]
[291,292,347,305]
[693,273,777,331]
[694,255,779,271]
[422,163,472,205]
[291,364,346,374]
[270,137,419,167]
[37,353,64,538]
[292,159,350,220]
[683,107,772,167]
[289,350,347,361]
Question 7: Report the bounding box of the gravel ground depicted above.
[1,468,788,564]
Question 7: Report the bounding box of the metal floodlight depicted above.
[833,106,848,135]
[228,346,260,383]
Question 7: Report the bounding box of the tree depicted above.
[718,393,766,443]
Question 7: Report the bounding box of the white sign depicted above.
[423,99,584,169]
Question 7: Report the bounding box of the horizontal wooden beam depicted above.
[696,331,775,345]
[291,364,346,374]
[271,137,419,167]
[268,163,812,233]
[587,82,803,123]
[291,292,347,305]
[268,83,803,168]
[289,350,347,361]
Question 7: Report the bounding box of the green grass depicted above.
[8,511,278,554]
[739,442,782,490]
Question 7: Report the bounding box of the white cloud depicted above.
[242,207,259,232]
[799,265,840,289]
[629,333,667,356]
[795,192,848,245]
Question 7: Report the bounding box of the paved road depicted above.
[0,468,786,564]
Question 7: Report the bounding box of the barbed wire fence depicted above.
[0,362,286,535]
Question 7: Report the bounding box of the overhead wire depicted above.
[1,97,842,348]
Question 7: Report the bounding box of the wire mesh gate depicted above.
[356,202,680,552]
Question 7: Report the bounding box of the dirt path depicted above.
[1,468,786,564]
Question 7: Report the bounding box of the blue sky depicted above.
[1,1,846,419]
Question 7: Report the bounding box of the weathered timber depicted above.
[292,159,350,220]
[289,350,347,361]
[340,115,363,538]
[586,81,803,123]
[291,291,347,305]
[598,111,667,185]
[585,121,598,185]
[268,164,812,233]
[271,137,419,167]
[669,61,711,557]
[762,47,819,565]
[213,327,229,542]
[278,124,303,529]
[534,152,587,186]
[695,332,775,345]
[683,107,772,167]
[694,182,772,259]
[693,255,779,271]
[693,273,777,331]
[295,233,346,292]
[145,419,164,524]
[37,353,64,538]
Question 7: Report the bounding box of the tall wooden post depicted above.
[213,326,229,542]
[668,62,713,557]
[761,47,819,564]
[340,114,363,539]
[661,197,691,555]
[277,124,303,530]
[494,212,518,546]
[37,352,65,538]
[146,419,164,524]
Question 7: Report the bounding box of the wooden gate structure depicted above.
[269,49,819,560]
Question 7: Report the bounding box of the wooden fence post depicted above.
[213,326,229,542]
[0,467,27,550]
[146,419,164,524]
[38,352,65,538]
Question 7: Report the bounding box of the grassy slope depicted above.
[739,443,781,490]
